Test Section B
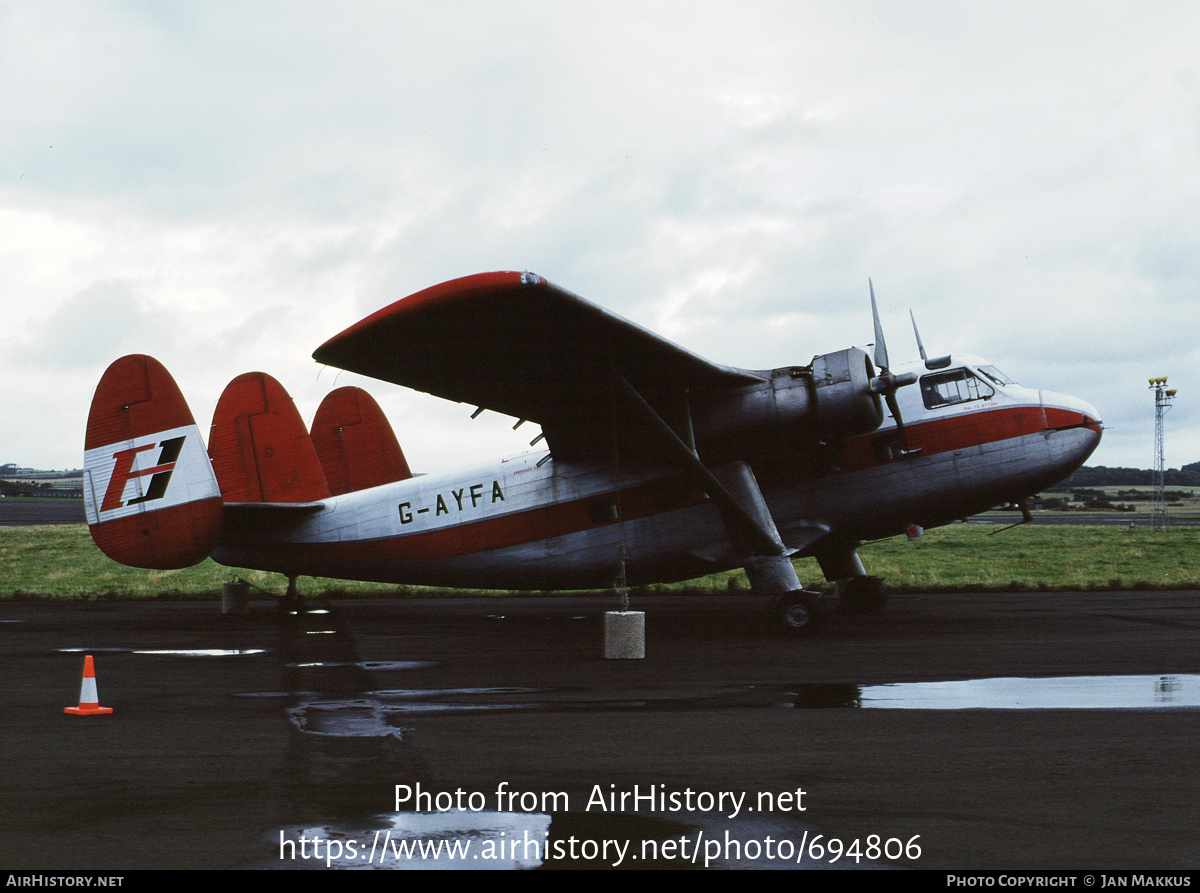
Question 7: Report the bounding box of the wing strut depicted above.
[614,376,805,597]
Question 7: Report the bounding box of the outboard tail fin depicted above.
[208,372,331,503]
[310,387,412,496]
[83,355,223,569]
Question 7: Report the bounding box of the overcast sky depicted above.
[3,1,1198,476]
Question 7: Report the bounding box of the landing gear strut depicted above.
[280,573,304,613]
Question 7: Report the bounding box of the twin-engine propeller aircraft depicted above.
[84,271,1101,630]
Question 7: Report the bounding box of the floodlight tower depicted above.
[1149,377,1177,530]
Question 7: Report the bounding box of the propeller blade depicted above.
[868,280,919,456]
[885,391,906,442]
[910,310,927,361]
[870,279,889,371]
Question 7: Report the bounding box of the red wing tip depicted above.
[313,271,543,361]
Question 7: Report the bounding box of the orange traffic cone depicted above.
[64,654,113,715]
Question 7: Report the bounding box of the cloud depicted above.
[2,2,1200,473]
[13,280,166,369]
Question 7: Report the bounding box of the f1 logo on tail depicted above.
[84,423,221,526]
[100,436,186,511]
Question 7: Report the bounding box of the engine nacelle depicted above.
[691,347,883,458]
[808,347,885,437]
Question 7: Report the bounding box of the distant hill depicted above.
[1050,462,1200,489]
[1,465,83,481]
[0,466,84,499]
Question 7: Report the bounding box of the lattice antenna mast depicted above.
[1149,377,1177,530]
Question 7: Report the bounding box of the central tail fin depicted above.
[83,355,223,569]
[208,372,331,503]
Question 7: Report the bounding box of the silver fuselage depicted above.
[212,354,1102,589]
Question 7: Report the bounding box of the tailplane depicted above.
[83,355,223,569]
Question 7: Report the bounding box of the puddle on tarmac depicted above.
[285,699,409,739]
[285,660,438,671]
[275,676,1200,722]
[60,648,267,657]
[135,649,267,657]
[791,674,1200,710]
[284,688,543,736]
[361,660,439,671]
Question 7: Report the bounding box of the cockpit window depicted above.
[977,365,1015,387]
[920,368,995,409]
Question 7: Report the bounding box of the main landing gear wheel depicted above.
[770,591,827,633]
[838,576,888,614]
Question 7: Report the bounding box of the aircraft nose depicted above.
[1042,390,1101,426]
[1041,390,1103,462]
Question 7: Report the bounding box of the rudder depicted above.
[83,355,223,569]
[208,372,331,503]
[310,387,412,495]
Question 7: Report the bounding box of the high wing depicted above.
[312,271,765,462]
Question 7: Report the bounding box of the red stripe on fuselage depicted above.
[837,404,1068,473]
[228,403,1092,565]
[225,472,704,564]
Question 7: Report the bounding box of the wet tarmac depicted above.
[2,589,1199,870]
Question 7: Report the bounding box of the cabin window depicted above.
[920,368,995,410]
[977,365,1015,387]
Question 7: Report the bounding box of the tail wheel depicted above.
[770,591,826,633]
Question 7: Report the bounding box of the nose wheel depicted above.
[770,591,827,633]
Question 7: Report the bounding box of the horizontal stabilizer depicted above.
[209,372,331,504]
[83,355,223,569]
[221,501,325,537]
[311,387,412,495]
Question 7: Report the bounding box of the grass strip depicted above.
[3,523,1199,600]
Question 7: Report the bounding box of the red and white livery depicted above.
[83,272,1102,629]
